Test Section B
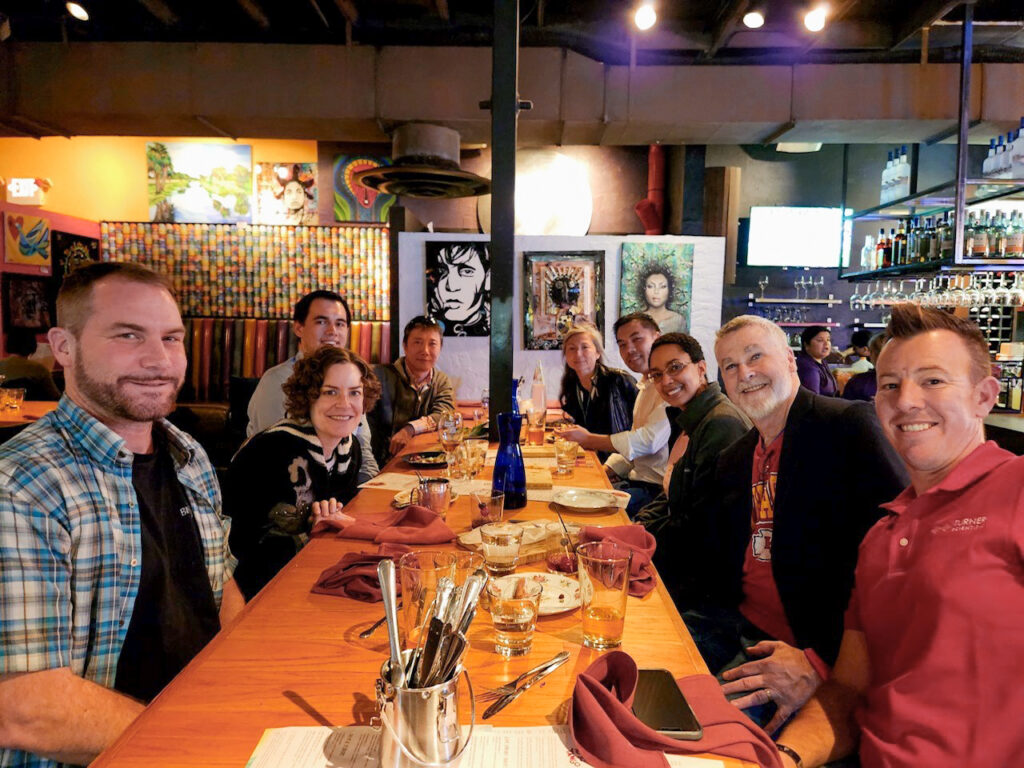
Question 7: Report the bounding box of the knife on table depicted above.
[482,651,571,719]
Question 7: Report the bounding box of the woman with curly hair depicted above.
[558,323,638,462]
[225,346,381,600]
[639,266,686,333]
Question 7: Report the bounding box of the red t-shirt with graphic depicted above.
[738,432,796,645]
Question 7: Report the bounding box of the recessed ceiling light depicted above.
[634,3,656,31]
[66,2,89,21]
[804,4,828,32]
[742,10,765,29]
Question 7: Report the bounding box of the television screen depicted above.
[746,206,852,268]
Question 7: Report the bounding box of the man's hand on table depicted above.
[720,640,822,734]
[389,425,415,456]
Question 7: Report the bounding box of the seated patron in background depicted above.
[557,313,670,515]
[842,329,874,373]
[0,327,61,400]
[795,325,839,397]
[226,347,380,601]
[842,332,885,403]
[558,323,639,463]
[774,304,1024,768]
[689,315,906,734]
[641,332,751,607]
[0,263,242,768]
[368,316,455,464]
[246,290,379,483]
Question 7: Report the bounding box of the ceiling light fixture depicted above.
[634,2,656,31]
[66,2,89,21]
[742,9,765,29]
[804,4,828,32]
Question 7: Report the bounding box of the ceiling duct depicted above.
[354,123,491,199]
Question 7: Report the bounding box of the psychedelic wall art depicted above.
[4,212,51,271]
[2,274,54,332]
[522,251,603,350]
[51,231,100,280]
[147,142,252,223]
[254,162,318,225]
[618,242,694,334]
[333,154,396,223]
[426,241,490,336]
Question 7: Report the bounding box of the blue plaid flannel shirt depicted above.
[0,396,235,768]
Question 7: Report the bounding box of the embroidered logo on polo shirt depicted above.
[931,516,987,535]
[179,506,193,518]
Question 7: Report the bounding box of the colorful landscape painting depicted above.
[147,142,252,223]
[4,212,52,271]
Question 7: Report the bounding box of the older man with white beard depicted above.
[681,315,906,736]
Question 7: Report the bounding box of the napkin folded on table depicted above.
[577,524,657,597]
[313,504,456,545]
[310,542,412,602]
[569,650,783,768]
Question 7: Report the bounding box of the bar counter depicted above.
[92,435,752,768]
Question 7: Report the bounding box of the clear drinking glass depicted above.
[527,409,546,445]
[486,577,543,657]
[397,551,457,649]
[577,540,633,650]
[453,551,485,587]
[553,436,580,476]
[470,489,505,529]
[479,522,523,576]
[5,388,25,411]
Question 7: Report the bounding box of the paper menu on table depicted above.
[245,725,724,768]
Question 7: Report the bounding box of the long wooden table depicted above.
[92,435,751,767]
[0,399,57,428]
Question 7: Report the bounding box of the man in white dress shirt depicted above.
[557,313,670,515]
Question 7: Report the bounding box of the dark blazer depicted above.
[560,365,638,461]
[709,387,908,666]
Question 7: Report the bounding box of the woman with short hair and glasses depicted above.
[640,332,752,609]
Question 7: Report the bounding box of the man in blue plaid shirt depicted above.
[0,262,244,768]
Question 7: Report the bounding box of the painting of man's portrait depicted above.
[426,241,490,336]
[522,251,603,350]
[2,274,54,333]
[618,242,694,334]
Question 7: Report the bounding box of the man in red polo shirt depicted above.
[772,303,1024,768]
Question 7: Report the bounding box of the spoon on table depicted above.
[377,559,405,689]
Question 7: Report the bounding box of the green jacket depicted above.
[368,359,455,464]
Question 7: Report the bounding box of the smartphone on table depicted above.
[631,668,703,740]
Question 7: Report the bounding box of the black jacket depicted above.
[709,387,908,665]
[559,364,638,461]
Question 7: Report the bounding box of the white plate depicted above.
[551,488,619,512]
[491,573,581,616]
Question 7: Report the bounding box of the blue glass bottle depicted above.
[492,412,527,509]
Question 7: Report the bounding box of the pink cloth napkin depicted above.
[310,543,411,602]
[578,524,657,597]
[314,504,456,545]
[569,651,783,768]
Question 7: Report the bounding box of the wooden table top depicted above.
[0,399,57,428]
[93,434,751,768]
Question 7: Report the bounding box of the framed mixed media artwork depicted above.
[2,273,54,332]
[618,242,695,334]
[4,212,52,271]
[425,241,490,336]
[332,154,396,223]
[51,231,100,280]
[146,142,252,223]
[254,162,318,225]
[522,250,603,350]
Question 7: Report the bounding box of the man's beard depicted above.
[74,358,183,423]
[734,376,794,423]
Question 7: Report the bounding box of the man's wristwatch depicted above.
[775,743,804,768]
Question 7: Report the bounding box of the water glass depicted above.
[397,551,457,649]
[453,551,485,587]
[577,540,633,650]
[409,477,452,519]
[479,522,523,576]
[464,438,488,477]
[5,388,25,411]
[470,489,505,529]
[553,436,580,476]
[486,577,543,657]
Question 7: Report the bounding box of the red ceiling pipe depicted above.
[634,143,665,235]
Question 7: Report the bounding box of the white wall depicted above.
[398,232,726,403]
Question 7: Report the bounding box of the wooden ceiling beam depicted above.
[136,0,178,26]
[332,0,359,25]
[705,0,750,59]
[892,0,964,49]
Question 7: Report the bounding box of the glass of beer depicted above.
[397,551,457,649]
[577,541,633,650]
[479,522,523,576]
[486,577,543,657]
[527,409,546,445]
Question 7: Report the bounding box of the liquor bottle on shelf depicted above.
[991,211,1008,259]
[983,138,997,177]
[880,150,894,204]
[1006,211,1024,258]
[861,234,876,272]
[893,221,908,265]
[1011,118,1024,179]
[939,213,956,260]
[876,227,891,269]
[925,217,939,261]
[894,146,911,200]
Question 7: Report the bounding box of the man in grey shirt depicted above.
[246,290,379,483]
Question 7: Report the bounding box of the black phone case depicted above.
[631,668,704,740]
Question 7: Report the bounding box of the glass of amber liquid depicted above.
[577,541,633,650]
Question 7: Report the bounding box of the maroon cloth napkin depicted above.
[314,504,456,545]
[578,524,657,597]
[310,543,411,602]
[569,651,783,768]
